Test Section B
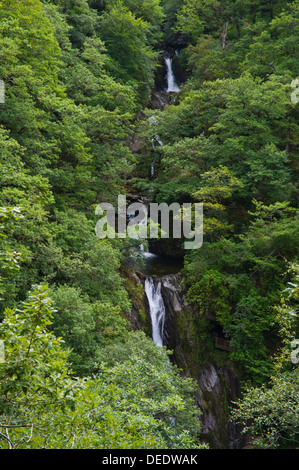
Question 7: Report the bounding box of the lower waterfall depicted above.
[144,277,166,347]
[140,269,244,449]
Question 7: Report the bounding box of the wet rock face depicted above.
[161,273,184,350]
[162,276,182,312]
[172,53,188,86]
[159,275,245,449]
[199,364,220,393]
[196,364,244,449]
[125,270,152,334]
[131,270,245,449]
[149,90,173,110]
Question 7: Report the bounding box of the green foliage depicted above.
[193,166,243,238]
[174,0,288,46]
[241,2,299,78]
[0,206,23,302]
[232,268,299,448]
[184,202,298,384]
[233,369,299,448]
[93,330,203,443]
[0,285,77,448]
[142,74,296,207]
[175,0,250,46]
[108,0,164,40]
[187,269,231,326]
[50,285,129,376]
[0,0,298,450]
[0,286,205,449]
[274,263,299,344]
[0,0,138,207]
[46,0,98,48]
[183,35,235,85]
[98,0,159,103]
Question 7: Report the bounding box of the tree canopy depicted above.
[0,0,298,450]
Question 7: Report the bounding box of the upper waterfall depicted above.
[165,57,180,93]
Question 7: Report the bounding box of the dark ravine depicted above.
[161,273,245,449]
[127,55,245,449]
[128,267,245,449]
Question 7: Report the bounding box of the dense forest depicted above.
[0,0,298,450]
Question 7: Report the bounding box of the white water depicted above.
[149,116,164,179]
[165,57,180,93]
[144,277,166,347]
[142,62,180,347]
[127,204,157,258]
[150,136,163,179]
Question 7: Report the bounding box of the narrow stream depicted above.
[136,54,243,449]
[143,53,181,346]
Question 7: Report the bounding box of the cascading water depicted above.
[165,57,180,93]
[127,203,156,259]
[144,277,166,347]
[148,116,163,179]
[129,50,242,448]
[142,59,181,346]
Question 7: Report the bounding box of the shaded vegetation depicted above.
[0,0,298,449]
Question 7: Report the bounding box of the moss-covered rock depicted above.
[160,272,244,448]
[120,267,151,336]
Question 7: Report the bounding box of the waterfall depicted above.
[165,57,180,93]
[149,116,164,179]
[144,277,166,347]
